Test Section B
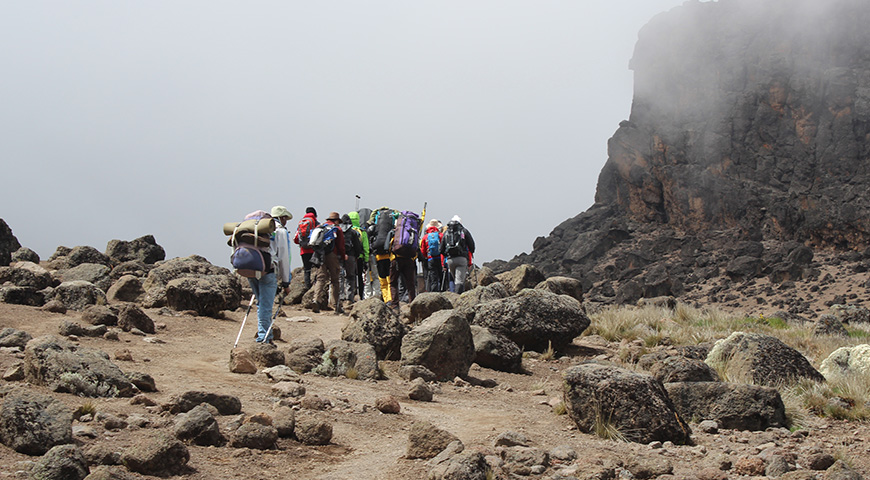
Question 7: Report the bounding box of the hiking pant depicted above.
[446,256,468,294]
[426,258,442,292]
[376,256,392,302]
[357,257,366,299]
[363,255,378,299]
[344,256,358,302]
[248,272,277,343]
[313,252,341,310]
[389,256,416,307]
[301,252,314,289]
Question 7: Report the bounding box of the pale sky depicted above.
[1,1,690,270]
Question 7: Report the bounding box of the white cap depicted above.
[451,215,461,223]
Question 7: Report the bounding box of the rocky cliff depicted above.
[490,0,870,308]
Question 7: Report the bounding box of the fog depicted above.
[1,1,689,270]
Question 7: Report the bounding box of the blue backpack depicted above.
[427,231,440,259]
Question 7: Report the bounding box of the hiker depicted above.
[311,211,347,314]
[347,211,370,301]
[440,215,475,294]
[251,206,292,343]
[389,210,422,308]
[420,219,443,292]
[293,207,318,289]
[340,213,363,305]
[367,207,398,303]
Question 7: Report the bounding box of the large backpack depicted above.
[426,231,440,259]
[308,223,338,266]
[342,224,361,258]
[390,211,421,257]
[371,208,395,254]
[295,217,315,249]
[224,211,275,278]
[443,221,465,258]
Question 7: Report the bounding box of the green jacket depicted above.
[348,211,369,263]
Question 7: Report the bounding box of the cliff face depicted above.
[490,0,870,306]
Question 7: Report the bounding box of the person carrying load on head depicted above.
[293,207,318,290]
[440,215,475,294]
[420,219,444,292]
[311,211,347,314]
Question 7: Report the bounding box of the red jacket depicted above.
[294,213,317,254]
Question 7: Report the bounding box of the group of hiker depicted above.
[226,204,475,343]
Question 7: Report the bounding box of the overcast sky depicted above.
[1,1,689,271]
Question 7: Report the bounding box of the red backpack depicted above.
[295,217,316,249]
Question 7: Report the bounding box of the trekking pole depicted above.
[233,293,256,349]
[263,290,285,343]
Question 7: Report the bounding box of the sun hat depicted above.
[270,206,293,219]
[451,215,461,223]
[327,211,341,221]
[428,219,441,228]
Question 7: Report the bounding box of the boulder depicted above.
[472,289,590,352]
[375,395,401,414]
[0,389,73,455]
[81,305,118,326]
[0,327,33,349]
[829,304,870,324]
[646,355,720,383]
[67,246,112,268]
[408,293,454,324]
[166,391,242,415]
[272,405,296,438]
[174,404,225,446]
[706,332,825,385]
[285,266,309,305]
[0,219,21,266]
[11,247,39,264]
[470,325,523,373]
[535,276,585,303]
[285,336,325,373]
[400,310,475,381]
[0,285,46,306]
[562,363,691,444]
[29,444,89,480]
[105,235,165,265]
[468,265,498,288]
[820,344,870,379]
[120,433,189,476]
[109,260,152,280]
[311,340,380,380]
[406,421,459,459]
[0,261,54,289]
[105,275,146,303]
[229,348,258,374]
[248,343,285,368]
[428,451,489,480]
[341,297,406,360]
[496,264,546,295]
[116,304,155,334]
[408,378,433,402]
[813,314,849,337]
[58,263,112,292]
[165,276,239,318]
[48,281,107,311]
[141,255,241,313]
[294,416,332,445]
[24,335,136,397]
[454,283,511,320]
[81,466,138,480]
[665,381,787,430]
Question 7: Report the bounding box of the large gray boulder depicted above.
[562,363,691,444]
[472,289,590,352]
[0,327,33,348]
[400,310,475,381]
[470,325,523,373]
[141,256,241,314]
[285,336,325,374]
[166,391,242,415]
[48,280,107,311]
[68,246,112,268]
[0,390,73,455]
[408,292,454,324]
[706,332,825,385]
[820,344,870,380]
[341,297,406,360]
[120,433,189,476]
[29,444,89,480]
[646,355,720,383]
[0,285,45,306]
[116,304,155,334]
[311,339,380,380]
[11,247,40,264]
[454,283,510,320]
[665,382,787,431]
[24,335,136,397]
[0,218,22,266]
[0,261,54,289]
[105,235,165,265]
[58,263,112,293]
[535,276,585,303]
[496,264,547,295]
[173,404,225,446]
[105,275,146,303]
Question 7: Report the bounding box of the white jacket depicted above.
[271,224,292,286]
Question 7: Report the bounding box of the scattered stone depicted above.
[734,457,766,476]
[174,404,225,446]
[29,444,89,480]
[665,381,786,431]
[24,335,136,397]
[0,390,73,455]
[117,304,155,334]
[406,421,459,459]
[294,416,333,445]
[408,377,434,402]
[494,430,529,447]
[229,348,257,374]
[121,433,190,475]
[400,310,475,381]
[271,381,306,398]
[375,395,401,414]
[166,391,242,415]
[272,405,295,438]
[341,297,406,360]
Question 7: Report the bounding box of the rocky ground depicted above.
[1,280,869,480]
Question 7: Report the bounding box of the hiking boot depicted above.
[311,303,320,314]
[335,305,345,315]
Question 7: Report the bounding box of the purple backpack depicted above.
[390,211,420,257]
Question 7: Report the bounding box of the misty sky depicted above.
[1,1,689,271]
